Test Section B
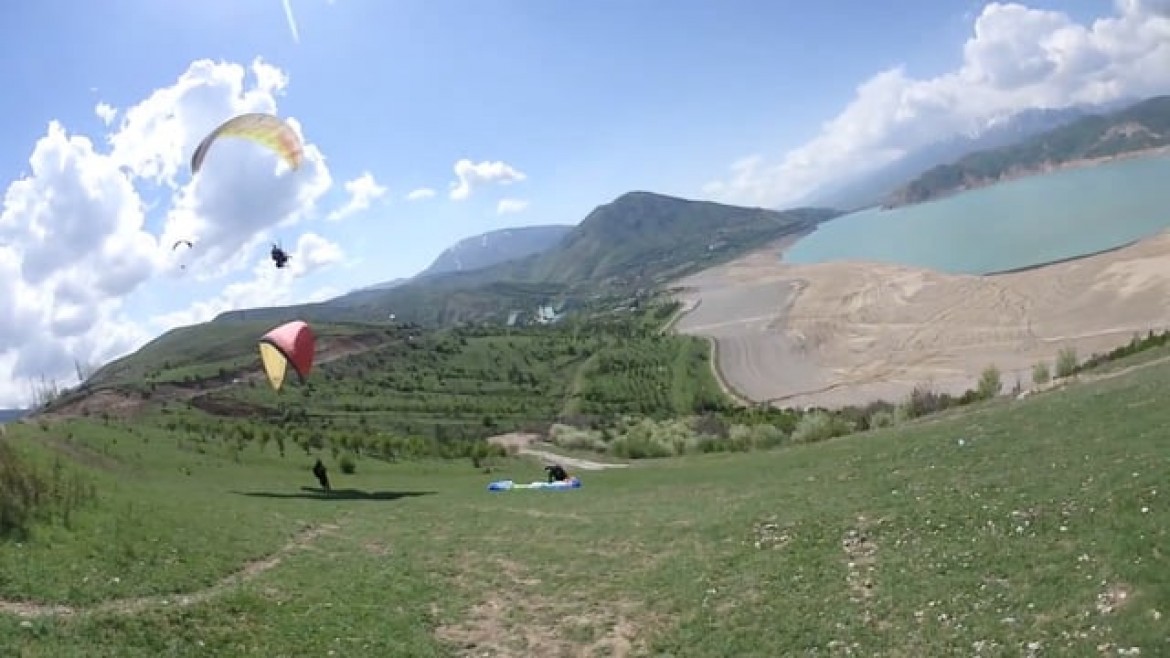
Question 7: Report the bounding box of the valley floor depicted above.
[673,228,1170,408]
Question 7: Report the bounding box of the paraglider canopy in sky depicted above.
[258,320,316,391]
[190,113,305,175]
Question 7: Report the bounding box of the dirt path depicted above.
[0,522,340,620]
[701,335,753,407]
[487,433,629,471]
[520,448,629,471]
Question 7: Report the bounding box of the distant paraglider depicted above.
[190,112,304,175]
[172,239,195,270]
[270,242,291,269]
[257,320,316,392]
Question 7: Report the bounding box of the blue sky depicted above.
[0,0,981,281]
[0,0,1166,404]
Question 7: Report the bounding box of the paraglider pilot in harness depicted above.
[544,463,569,483]
[312,458,331,491]
[271,243,290,269]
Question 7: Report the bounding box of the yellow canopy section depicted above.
[190,112,305,175]
[258,341,290,391]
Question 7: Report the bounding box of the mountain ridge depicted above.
[802,101,1133,212]
[416,224,575,279]
[884,95,1170,208]
[210,191,840,328]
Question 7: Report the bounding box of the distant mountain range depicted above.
[885,95,1170,208]
[418,225,575,278]
[0,408,27,423]
[355,225,574,294]
[804,99,1136,212]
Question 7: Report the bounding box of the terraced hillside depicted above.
[46,301,729,444]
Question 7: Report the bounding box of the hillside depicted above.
[518,191,836,287]
[50,300,731,442]
[213,191,840,327]
[4,330,1170,654]
[417,224,574,278]
[885,94,1170,208]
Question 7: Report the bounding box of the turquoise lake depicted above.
[784,154,1170,274]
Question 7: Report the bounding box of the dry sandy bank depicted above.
[672,229,1170,409]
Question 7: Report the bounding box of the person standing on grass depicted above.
[312,458,331,491]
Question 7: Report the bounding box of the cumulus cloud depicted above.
[405,187,436,201]
[110,58,333,278]
[703,0,1170,207]
[94,102,117,126]
[496,198,529,215]
[326,172,387,221]
[153,232,344,328]
[448,158,526,201]
[0,57,340,407]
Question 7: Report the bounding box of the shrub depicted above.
[547,423,607,453]
[1032,361,1051,386]
[339,453,356,474]
[791,411,854,444]
[1056,347,1078,378]
[610,435,673,459]
[868,410,896,429]
[0,440,96,539]
[977,364,1002,400]
[903,384,950,419]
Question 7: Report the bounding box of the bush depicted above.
[1032,361,1051,386]
[547,423,608,453]
[868,410,896,429]
[339,453,356,474]
[0,440,96,539]
[977,364,1002,400]
[610,435,673,459]
[902,384,951,419]
[791,411,854,444]
[1056,347,1078,378]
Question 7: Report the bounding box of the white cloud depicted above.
[94,102,117,126]
[405,187,436,201]
[448,158,526,201]
[326,172,387,221]
[0,57,339,407]
[703,0,1170,208]
[152,232,344,328]
[496,198,529,215]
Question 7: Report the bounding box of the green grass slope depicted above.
[2,339,1168,655]
[886,94,1170,208]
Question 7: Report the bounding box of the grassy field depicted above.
[2,343,1168,656]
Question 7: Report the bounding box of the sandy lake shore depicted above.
[672,228,1170,409]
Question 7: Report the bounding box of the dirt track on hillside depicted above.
[674,229,1170,408]
[487,433,629,471]
[0,522,340,620]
